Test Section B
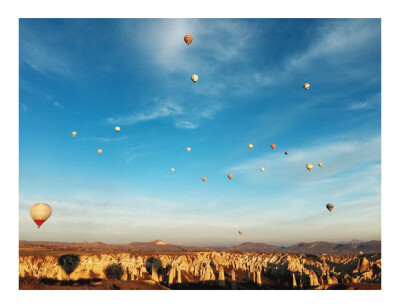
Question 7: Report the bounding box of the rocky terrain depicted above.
[19,249,381,290]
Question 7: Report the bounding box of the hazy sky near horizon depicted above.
[19,18,381,247]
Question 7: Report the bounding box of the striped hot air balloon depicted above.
[184,34,193,45]
[30,203,52,228]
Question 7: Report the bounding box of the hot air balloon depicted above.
[184,34,193,45]
[238,230,243,235]
[306,163,313,171]
[191,75,198,83]
[98,149,103,155]
[171,168,175,173]
[285,152,288,155]
[228,173,233,180]
[326,203,334,212]
[318,163,323,167]
[186,147,191,152]
[271,144,276,150]
[260,168,265,172]
[202,177,206,182]
[303,83,310,90]
[248,144,253,149]
[30,203,52,228]
[115,127,120,132]
[72,131,77,138]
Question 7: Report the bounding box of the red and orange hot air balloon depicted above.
[184,34,193,45]
[271,144,276,150]
[202,177,206,182]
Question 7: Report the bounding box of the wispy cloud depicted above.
[20,103,28,112]
[230,134,381,184]
[53,101,63,109]
[107,100,182,125]
[20,27,74,77]
[92,136,128,142]
[346,92,380,110]
[253,19,381,87]
[173,120,197,129]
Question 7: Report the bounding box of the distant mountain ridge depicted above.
[19,239,381,255]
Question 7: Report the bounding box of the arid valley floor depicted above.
[19,240,381,290]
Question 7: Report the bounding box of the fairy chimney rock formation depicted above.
[177,268,182,284]
[231,270,237,289]
[218,266,225,287]
[256,271,262,287]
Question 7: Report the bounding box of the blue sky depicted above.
[19,18,381,246]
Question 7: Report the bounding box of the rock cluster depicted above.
[19,252,381,289]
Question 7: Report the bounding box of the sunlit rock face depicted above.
[19,252,381,289]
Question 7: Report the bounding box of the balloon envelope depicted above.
[285,152,288,155]
[248,144,253,149]
[191,75,198,82]
[186,147,191,152]
[326,203,334,212]
[30,203,52,228]
[72,131,77,138]
[303,83,310,90]
[184,34,193,45]
[260,168,264,172]
[271,144,276,150]
[228,173,233,180]
[318,163,323,167]
[115,127,120,132]
[238,230,242,235]
[98,149,103,155]
[202,177,206,182]
[306,163,313,171]
[171,168,175,172]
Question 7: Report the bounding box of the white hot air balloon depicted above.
[171,168,175,173]
[30,203,52,228]
[191,75,198,83]
[115,127,120,132]
[260,168,265,172]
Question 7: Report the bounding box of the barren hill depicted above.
[19,239,381,255]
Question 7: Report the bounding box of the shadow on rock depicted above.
[58,254,80,275]
[105,264,123,280]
